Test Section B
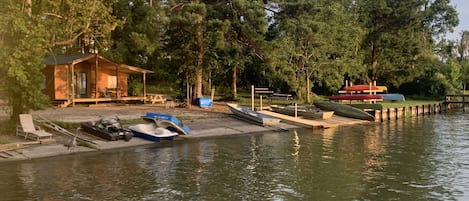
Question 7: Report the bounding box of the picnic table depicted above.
[146,93,167,104]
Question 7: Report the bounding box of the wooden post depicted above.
[463,96,466,112]
[116,64,119,99]
[210,87,215,102]
[259,95,263,111]
[71,64,75,107]
[186,81,190,107]
[294,103,298,118]
[95,55,98,102]
[251,85,255,111]
[369,82,372,95]
[373,80,377,95]
[143,72,147,98]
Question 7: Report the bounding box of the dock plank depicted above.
[258,110,368,129]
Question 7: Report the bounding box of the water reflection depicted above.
[2,113,469,200]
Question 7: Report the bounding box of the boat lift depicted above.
[35,115,97,145]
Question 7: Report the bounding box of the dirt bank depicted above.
[30,102,231,123]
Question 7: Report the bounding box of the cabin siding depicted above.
[54,65,68,100]
[42,66,56,99]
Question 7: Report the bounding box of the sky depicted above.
[447,0,469,41]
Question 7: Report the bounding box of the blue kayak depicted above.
[381,94,405,101]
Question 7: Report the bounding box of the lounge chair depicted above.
[17,114,53,141]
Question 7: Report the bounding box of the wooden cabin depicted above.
[43,54,153,107]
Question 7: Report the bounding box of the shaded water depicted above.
[1,112,469,200]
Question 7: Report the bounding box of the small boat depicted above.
[329,94,383,101]
[144,112,190,135]
[226,103,280,126]
[128,118,178,142]
[381,93,405,101]
[314,101,376,121]
[80,117,133,141]
[270,105,334,119]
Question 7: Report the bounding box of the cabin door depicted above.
[74,72,88,98]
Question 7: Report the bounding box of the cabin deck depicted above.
[58,96,148,107]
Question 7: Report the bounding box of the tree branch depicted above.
[42,12,64,19]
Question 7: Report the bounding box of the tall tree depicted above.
[358,0,458,88]
[165,1,207,103]
[457,31,469,93]
[0,1,48,119]
[268,0,365,101]
[205,0,268,99]
[108,0,168,93]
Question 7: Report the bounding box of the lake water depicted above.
[1,112,469,200]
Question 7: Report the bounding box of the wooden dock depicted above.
[444,94,469,112]
[258,110,368,129]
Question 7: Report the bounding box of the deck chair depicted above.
[17,114,53,141]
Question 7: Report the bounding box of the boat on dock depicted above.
[270,105,334,119]
[80,117,134,141]
[143,112,190,135]
[344,85,380,92]
[226,103,280,126]
[128,117,178,142]
[329,94,383,101]
[381,93,405,101]
[314,101,376,121]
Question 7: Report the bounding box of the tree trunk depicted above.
[306,68,311,103]
[370,41,378,81]
[231,66,237,99]
[193,14,204,102]
[24,0,32,16]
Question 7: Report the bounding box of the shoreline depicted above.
[0,103,299,162]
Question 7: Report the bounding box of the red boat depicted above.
[329,94,383,101]
[344,85,379,92]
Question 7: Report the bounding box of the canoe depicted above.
[270,105,334,119]
[226,103,280,126]
[329,94,383,101]
[381,93,405,101]
[144,112,190,135]
[313,101,376,121]
[376,86,388,92]
[344,85,379,92]
[128,119,178,142]
[349,103,383,110]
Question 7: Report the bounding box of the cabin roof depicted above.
[43,53,153,74]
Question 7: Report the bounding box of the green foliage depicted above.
[268,1,366,99]
[128,77,143,96]
[0,1,49,118]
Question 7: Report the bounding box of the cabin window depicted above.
[108,75,117,89]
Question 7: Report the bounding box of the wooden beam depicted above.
[143,72,147,98]
[116,63,119,98]
[95,55,98,103]
[71,64,75,107]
